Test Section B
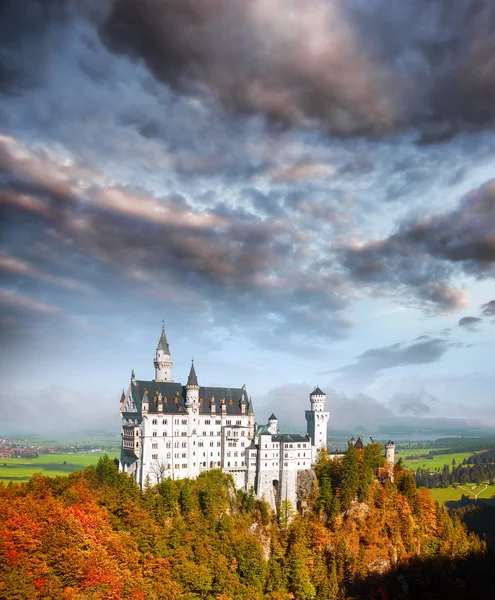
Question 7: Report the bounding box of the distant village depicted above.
[0,438,120,460]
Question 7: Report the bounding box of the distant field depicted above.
[9,434,120,448]
[0,452,120,483]
[396,451,475,471]
[429,483,495,505]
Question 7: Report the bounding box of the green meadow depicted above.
[396,450,474,471]
[428,483,495,505]
[0,452,120,483]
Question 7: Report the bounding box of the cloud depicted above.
[388,390,439,417]
[481,299,495,317]
[0,134,354,348]
[0,386,117,435]
[256,383,493,436]
[0,288,63,316]
[339,179,495,311]
[331,338,451,386]
[100,0,495,137]
[458,316,482,330]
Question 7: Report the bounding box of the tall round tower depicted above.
[305,386,330,462]
[154,323,173,382]
[385,441,395,465]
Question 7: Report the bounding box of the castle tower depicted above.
[267,413,278,434]
[185,360,200,411]
[385,441,395,465]
[154,323,173,382]
[305,386,329,462]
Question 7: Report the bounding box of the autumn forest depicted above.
[1,445,494,599]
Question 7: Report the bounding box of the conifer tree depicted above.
[341,444,360,510]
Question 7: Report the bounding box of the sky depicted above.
[0,0,494,437]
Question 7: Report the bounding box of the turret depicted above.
[267,413,278,434]
[385,441,395,465]
[185,360,200,410]
[154,323,173,382]
[305,386,330,461]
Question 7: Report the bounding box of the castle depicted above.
[119,326,394,510]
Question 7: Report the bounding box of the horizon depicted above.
[1,1,494,438]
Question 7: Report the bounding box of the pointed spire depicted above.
[157,321,170,354]
[187,360,199,387]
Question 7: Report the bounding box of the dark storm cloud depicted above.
[100,0,495,137]
[481,299,495,317]
[0,134,353,346]
[458,316,482,330]
[340,179,495,311]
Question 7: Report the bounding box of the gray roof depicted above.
[269,413,277,421]
[272,433,309,443]
[157,326,170,354]
[133,380,251,415]
[310,386,325,396]
[187,361,199,387]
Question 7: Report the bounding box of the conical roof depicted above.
[187,360,199,387]
[310,386,325,396]
[157,324,170,354]
[269,413,277,421]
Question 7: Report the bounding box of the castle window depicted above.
[162,431,167,436]
[241,431,245,436]
[205,419,210,425]
[181,431,187,436]
[166,442,171,448]
[216,420,221,425]
[210,431,214,436]
[241,461,244,466]
[152,419,157,425]
[198,441,203,447]
[167,453,171,459]
[182,442,187,448]
[174,453,179,458]
[152,443,158,449]
[182,464,187,469]
[210,441,214,447]
[241,451,245,457]
[174,442,179,448]
[152,454,158,460]
[284,462,288,466]
[174,431,179,436]
[236,420,241,425]
[175,464,179,469]
[227,452,231,457]
[163,419,167,425]
[153,431,157,437]
[181,419,187,425]
[234,452,238,457]
[202,431,207,436]
[226,420,231,425]
[217,442,221,447]
[174,419,179,425]
[182,453,186,458]
[228,462,230,467]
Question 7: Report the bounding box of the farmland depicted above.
[0,451,120,483]
[396,449,475,471]
[429,483,495,505]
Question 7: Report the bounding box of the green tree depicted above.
[341,444,360,510]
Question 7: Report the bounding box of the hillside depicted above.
[0,449,493,599]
